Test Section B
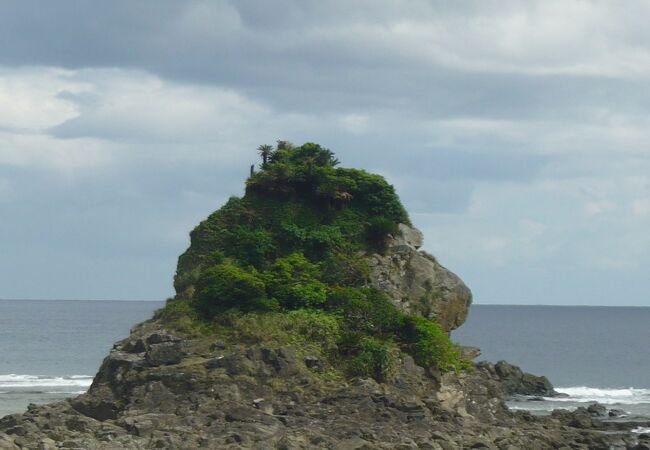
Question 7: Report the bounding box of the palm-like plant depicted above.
[257,144,274,167]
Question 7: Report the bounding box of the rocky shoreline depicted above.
[0,319,648,449]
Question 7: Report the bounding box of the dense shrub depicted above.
[320,249,369,286]
[221,226,275,268]
[195,263,275,316]
[401,316,467,372]
[343,334,397,382]
[327,287,403,336]
[264,253,328,308]
[213,309,342,364]
[366,216,399,253]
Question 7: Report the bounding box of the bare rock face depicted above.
[367,224,472,332]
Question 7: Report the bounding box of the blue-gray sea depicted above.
[453,305,650,419]
[0,300,163,418]
[1,301,649,421]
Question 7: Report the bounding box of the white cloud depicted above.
[338,113,369,134]
[631,199,650,217]
[0,67,87,132]
[303,1,650,78]
[0,131,112,172]
[51,69,271,145]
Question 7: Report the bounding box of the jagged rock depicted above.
[303,355,321,370]
[145,341,185,365]
[460,346,481,360]
[367,223,472,331]
[610,408,627,417]
[587,403,608,417]
[476,360,557,397]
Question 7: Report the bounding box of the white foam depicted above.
[551,386,650,405]
[0,374,93,389]
[632,427,650,434]
[44,390,87,395]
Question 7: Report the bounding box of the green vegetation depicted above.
[165,142,467,380]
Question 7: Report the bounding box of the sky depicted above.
[1,1,649,305]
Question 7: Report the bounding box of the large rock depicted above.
[367,224,472,331]
[477,360,557,397]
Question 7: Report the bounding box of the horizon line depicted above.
[0,298,648,308]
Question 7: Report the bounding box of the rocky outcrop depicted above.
[368,224,472,332]
[478,360,558,397]
[1,319,647,450]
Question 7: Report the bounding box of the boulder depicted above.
[587,403,607,417]
[367,224,472,331]
[146,341,185,366]
[486,360,557,397]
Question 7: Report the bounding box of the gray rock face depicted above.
[367,224,472,331]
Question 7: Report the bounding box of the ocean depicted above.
[0,300,163,418]
[453,305,650,417]
[1,301,649,421]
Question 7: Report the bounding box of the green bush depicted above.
[155,298,208,336]
[366,216,399,253]
[195,262,275,317]
[213,309,342,362]
[320,249,369,286]
[264,252,327,308]
[343,334,397,382]
[401,316,466,372]
[221,225,275,268]
[327,287,403,336]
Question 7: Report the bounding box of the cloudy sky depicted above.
[1,1,649,305]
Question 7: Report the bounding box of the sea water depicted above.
[0,300,163,418]
[453,305,650,418]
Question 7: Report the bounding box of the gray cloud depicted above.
[3,1,650,120]
[0,1,649,305]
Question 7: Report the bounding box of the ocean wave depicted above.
[0,374,93,389]
[551,387,650,405]
[44,390,87,395]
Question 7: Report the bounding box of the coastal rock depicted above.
[367,224,472,331]
[587,403,608,417]
[0,319,644,449]
[476,360,557,397]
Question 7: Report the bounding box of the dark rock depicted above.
[145,332,181,345]
[70,386,120,421]
[609,408,627,417]
[121,339,146,353]
[246,346,299,376]
[304,355,320,370]
[146,341,185,365]
[490,360,556,397]
[587,403,607,417]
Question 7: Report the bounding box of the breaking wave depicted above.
[551,387,650,405]
[0,374,93,390]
